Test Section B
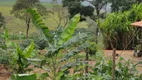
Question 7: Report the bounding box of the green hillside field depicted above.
[0,1,88,35]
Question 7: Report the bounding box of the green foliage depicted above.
[11,42,35,74]
[28,8,90,80]
[92,57,142,80]
[62,0,94,20]
[20,39,48,50]
[0,12,5,28]
[34,38,48,50]
[8,33,41,40]
[0,48,10,65]
[11,74,37,80]
[11,0,47,20]
[108,0,136,12]
[58,14,80,46]
[100,3,142,49]
[0,38,7,49]
[27,8,50,39]
[36,73,49,80]
[87,41,97,55]
[108,0,142,12]
[11,0,47,38]
[0,30,13,67]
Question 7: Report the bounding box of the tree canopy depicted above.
[11,0,47,38]
[62,0,94,21]
[108,0,142,12]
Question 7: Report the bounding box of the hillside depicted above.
[0,0,15,6]
[0,0,87,34]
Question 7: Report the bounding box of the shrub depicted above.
[87,41,97,55]
[92,57,141,80]
[0,48,10,65]
[0,38,7,49]
[20,39,33,50]
[20,39,48,50]
[34,38,48,50]
[10,42,34,74]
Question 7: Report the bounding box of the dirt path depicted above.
[0,65,10,80]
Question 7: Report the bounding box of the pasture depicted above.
[0,1,88,34]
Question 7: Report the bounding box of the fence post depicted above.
[112,48,116,80]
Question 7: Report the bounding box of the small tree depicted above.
[49,0,69,27]
[108,0,136,12]
[0,12,5,28]
[62,0,94,21]
[11,0,47,38]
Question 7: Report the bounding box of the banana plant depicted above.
[11,42,34,74]
[27,8,89,80]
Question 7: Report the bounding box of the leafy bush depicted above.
[91,57,142,80]
[34,38,48,50]
[20,39,33,50]
[8,33,41,40]
[11,42,35,74]
[87,41,97,55]
[0,48,10,65]
[0,38,7,49]
[20,39,48,50]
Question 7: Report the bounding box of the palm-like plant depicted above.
[27,8,89,80]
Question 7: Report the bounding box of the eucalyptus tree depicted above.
[11,0,47,38]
